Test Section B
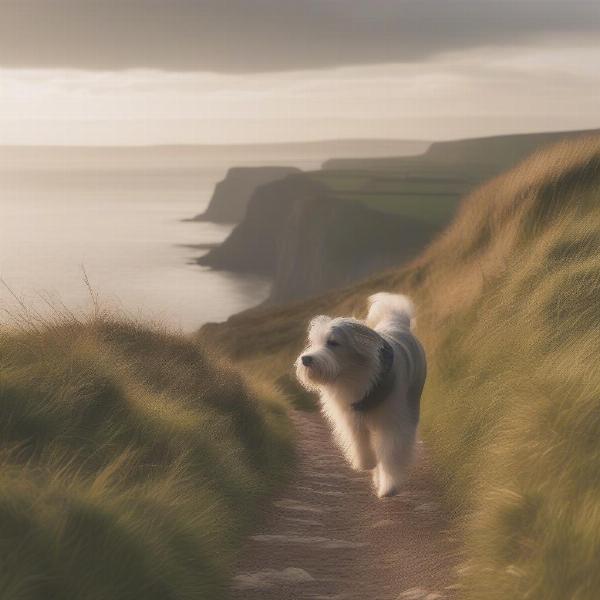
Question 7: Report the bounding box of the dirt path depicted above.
[230,410,463,600]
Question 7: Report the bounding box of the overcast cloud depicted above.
[2,0,599,72]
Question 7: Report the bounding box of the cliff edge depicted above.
[198,173,437,302]
[192,166,301,223]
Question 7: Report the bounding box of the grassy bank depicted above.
[0,313,293,599]
[204,134,600,599]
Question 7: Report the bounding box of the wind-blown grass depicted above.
[0,313,293,599]
[204,134,600,599]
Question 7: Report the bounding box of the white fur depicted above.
[295,293,427,498]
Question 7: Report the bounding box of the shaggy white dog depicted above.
[295,293,426,498]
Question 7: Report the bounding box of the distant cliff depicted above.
[198,174,436,303]
[192,166,301,223]
[323,128,600,177]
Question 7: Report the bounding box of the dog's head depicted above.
[295,315,388,394]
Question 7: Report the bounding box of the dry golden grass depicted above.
[204,134,600,599]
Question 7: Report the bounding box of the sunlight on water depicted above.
[0,154,315,332]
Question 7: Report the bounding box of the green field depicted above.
[309,169,471,227]
[205,134,600,600]
[0,313,293,599]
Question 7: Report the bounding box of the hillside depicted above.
[191,166,301,223]
[0,313,293,599]
[198,174,436,302]
[318,128,599,220]
[203,134,600,600]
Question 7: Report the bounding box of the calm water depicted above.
[0,152,319,332]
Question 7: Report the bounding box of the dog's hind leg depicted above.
[371,429,414,497]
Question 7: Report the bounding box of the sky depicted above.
[1,0,599,145]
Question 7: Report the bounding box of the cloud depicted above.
[1,0,599,72]
[2,40,599,144]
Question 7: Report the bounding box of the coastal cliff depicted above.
[198,173,436,302]
[323,128,600,177]
[192,166,302,223]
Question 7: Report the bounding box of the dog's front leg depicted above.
[323,401,377,471]
[345,420,377,471]
[372,465,380,490]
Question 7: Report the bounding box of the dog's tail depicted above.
[366,292,415,330]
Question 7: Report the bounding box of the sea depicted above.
[0,146,324,332]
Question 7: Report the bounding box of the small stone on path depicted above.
[251,534,367,549]
[372,519,395,528]
[398,588,444,600]
[414,502,440,512]
[274,499,325,513]
[281,516,324,526]
[233,567,314,590]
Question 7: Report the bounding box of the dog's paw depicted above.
[377,485,399,498]
[372,467,380,488]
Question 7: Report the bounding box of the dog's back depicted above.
[367,293,426,424]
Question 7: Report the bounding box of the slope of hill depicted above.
[203,134,600,600]
[198,174,437,302]
[0,314,293,599]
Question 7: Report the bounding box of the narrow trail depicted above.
[231,410,463,600]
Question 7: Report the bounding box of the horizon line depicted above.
[1,126,599,150]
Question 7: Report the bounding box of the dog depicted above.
[295,293,426,497]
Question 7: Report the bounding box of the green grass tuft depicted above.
[0,314,293,599]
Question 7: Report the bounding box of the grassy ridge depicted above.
[205,135,600,599]
[0,314,293,599]
[410,137,600,600]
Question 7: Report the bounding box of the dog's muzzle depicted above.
[301,355,314,367]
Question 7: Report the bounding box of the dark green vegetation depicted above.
[0,315,293,599]
[310,169,468,226]
[204,134,600,600]
[316,129,599,227]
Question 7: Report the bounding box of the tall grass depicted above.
[411,138,600,600]
[0,313,293,599]
[205,135,600,599]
